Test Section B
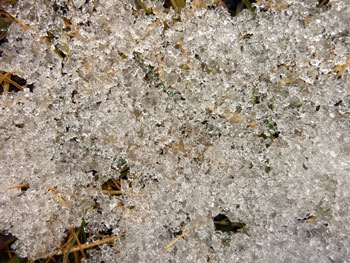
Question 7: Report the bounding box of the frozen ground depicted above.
[0,0,350,262]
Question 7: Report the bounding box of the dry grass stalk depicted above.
[6,183,29,190]
[5,11,30,30]
[47,187,68,205]
[102,190,122,195]
[0,31,6,41]
[333,54,350,78]
[161,231,189,253]
[69,227,87,259]
[0,71,24,93]
[60,232,127,254]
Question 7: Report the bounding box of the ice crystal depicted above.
[0,0,350,262]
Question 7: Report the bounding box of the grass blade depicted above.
[242,0,255,13]
[62,220,84,263]
[173,0,186,12]
[136,0,152,15]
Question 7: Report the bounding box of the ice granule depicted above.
[1,0,350,261]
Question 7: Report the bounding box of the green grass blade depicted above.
[176,0,186,10]
[136,0,152,15]
[62,220,84,263]
[241,222,250,237]
[170,0,185,13]
[242,0,255,13]
[134,52,182,102]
